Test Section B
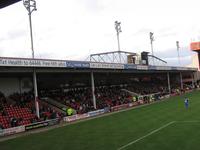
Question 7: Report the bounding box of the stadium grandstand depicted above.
[1,1,200,150]
[0,49,198,132]
[0,0,199,133]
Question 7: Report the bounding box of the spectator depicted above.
[0,123,4,129]
[10,117,17,127]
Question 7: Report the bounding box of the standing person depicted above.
[184,97,189,109]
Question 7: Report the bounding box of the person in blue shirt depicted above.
[184,97,189,109]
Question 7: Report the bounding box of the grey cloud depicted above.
[165,56,191,66]
[153,27,177,38]
[154,46,195,66]
[0,29,26,42]
[35,52,58,59]
[77,0,114,13]
[131,28,151,37]
[128,27,176,39]
[77,0,103,12]
[158,32,177,38]
[155,46,194,59]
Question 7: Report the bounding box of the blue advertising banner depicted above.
[66,61,90,68]
[148,66,157,70]
[124,64,137,69]
[171,67,178,70]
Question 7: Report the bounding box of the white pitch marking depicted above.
[117,121,176,150]
[177,120,200,123]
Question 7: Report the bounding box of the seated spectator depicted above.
[50,110,57,119]
[0,123,4,129]
[10,117,18,127]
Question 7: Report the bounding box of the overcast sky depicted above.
[0,0,200,66]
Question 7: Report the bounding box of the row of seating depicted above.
[0,115,10,128]
[0,103,37,128]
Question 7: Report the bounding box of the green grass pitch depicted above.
[1,90,200,150]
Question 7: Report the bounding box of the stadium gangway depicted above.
[39,98,65,114]
[41,97,66,113]
[139,92,161,97]
[121,89,140,96]
[121,89,162,97]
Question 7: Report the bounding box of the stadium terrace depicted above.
[0,55,198,136]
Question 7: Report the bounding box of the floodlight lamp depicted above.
[23,0,29,9]
[150,32,154,41]
[150,32,153,37]
[23,0,37,14]
[115,21,122,33]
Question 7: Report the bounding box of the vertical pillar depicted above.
[33,68,40,118]
[167,72,171,94]
[198,52,200,70]
[91,71,97,109]
[180,72,183,89]
[18,77,22,95]
[191,73,195,88]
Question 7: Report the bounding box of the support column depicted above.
[18,77,22,95]
[167,72,171,94]
[180,72,183,90]
[91,71,97,109]
[33,68,40,118]
[191,73,195,88]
